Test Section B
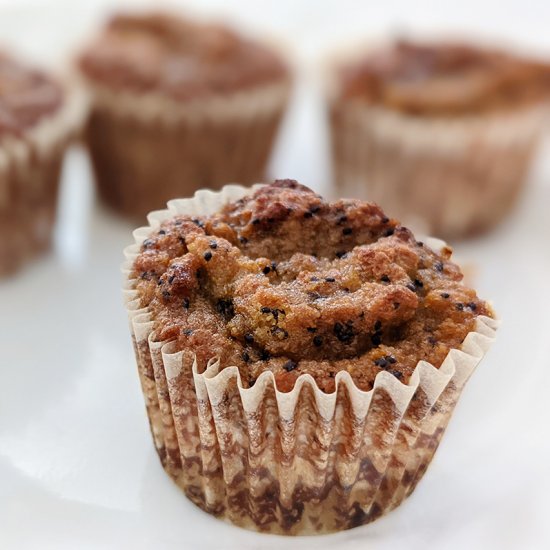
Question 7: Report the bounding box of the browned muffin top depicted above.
[0,53,64,137]
[132,180,493,393]
[79,13,289,99]
[338,40,550,115]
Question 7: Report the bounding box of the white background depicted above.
[0,1,550,549]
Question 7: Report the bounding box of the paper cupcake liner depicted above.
[83,80,291,220]
[122,184,497,535]
[330,99,550,238]
[0,85,87,276]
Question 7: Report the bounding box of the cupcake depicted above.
[122,180,497,535]
[0,52,84,276]
[78,13,291,219]
[329,40,550,238]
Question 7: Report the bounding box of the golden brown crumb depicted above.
[132,180,493,392]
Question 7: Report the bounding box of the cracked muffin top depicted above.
[79,12,289,100]
[131,180,494,393]
[0,52,64,138]
[337,40,550,115]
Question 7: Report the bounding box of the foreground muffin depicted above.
[123,180,497,535]
[329,40,550,238]
[0,52,84,276]
[78,13,291,219]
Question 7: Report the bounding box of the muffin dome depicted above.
[338,39,550,115]
[0,52,64,136]
[79,12,288,99]
[132,180,493,393]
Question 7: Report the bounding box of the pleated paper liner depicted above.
[122,184,497,535]
[329,97,549,238]
[83,79,291,219]
[0,83,87,275]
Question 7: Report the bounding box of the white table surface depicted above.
[1,1,550,549]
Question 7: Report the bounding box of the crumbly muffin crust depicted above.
[79,13,288,99]
[338,40,550,115]
[0,52,63,137]
[132,180,493,393]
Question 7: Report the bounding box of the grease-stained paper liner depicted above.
[122,184,497,535]
[0,84,87,275]
[82,79,291,219]
[329,97,549,239]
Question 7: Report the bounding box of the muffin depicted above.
[329,40,550,238]
[0,52,84,276]
[78,13,291,219]
[122,180,497,535]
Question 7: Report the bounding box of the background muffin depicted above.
[0,51,83,276]
[78,12,291,220]
[123,180,497,535]
[329,40,550,239]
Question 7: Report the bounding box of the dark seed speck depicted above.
[334,321,355,343]
[283,360,297,372]
[371,334,382,347]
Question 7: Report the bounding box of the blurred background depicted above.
[1,1,549,549]
[1,0,550,194]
